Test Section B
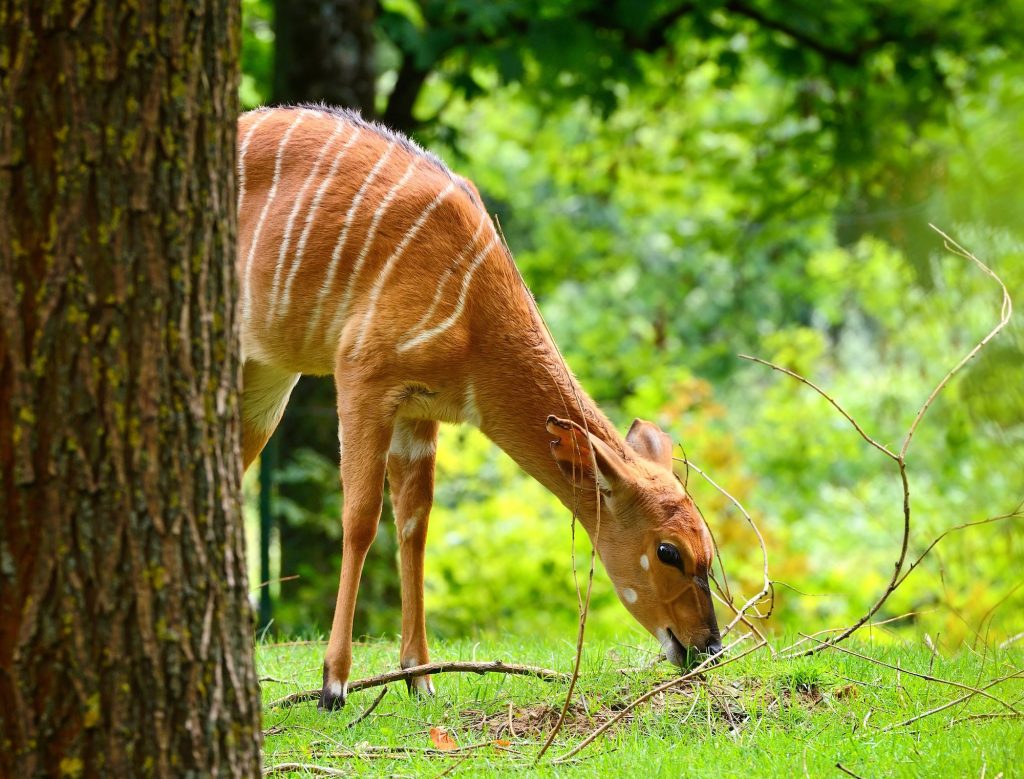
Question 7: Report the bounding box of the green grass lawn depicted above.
[258,636,1024,777]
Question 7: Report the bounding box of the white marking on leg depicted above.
[412,676,434,695]
[400,516,419,541]
[400,211,487,349]
[277,126,363,322]
[398,234,500,352]
[621,587,638,605]
[639,554,650,571]
[303,142,399,346]
[237,110,275,214]
[266,121,346,325]
[242,110,310,325]
[348,182,456,356]
[390,425,436,462]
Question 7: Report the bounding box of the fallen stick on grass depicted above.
[264,764,345,777]
[266,660,568,708]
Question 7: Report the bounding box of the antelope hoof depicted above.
[319,667,348,711]
[404,674,435,697]
[401,658,435,697]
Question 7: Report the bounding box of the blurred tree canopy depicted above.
[242,0,1024,647]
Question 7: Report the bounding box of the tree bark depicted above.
[0,1,261,776]
[273,0,377,114]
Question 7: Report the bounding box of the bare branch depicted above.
[879,668,1024,733]
[798,635,1021,715]
[761,228,1012,658]
[736,354,897,460]
[345,687,388,730]
[553,636,765,764]
[895,510,1023,589]
[900,225,1014,459]
[676,457,772,638]
[266,661,567,708]
[264,764,346,777]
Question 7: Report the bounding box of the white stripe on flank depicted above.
[303,141,397,346]
[241,110,309,324]
[398,234,500,353]
[348,182,456,357]
[266,120,346,326]
[324,156,419,346]
[398,210,488,350]
[277,126,363,322]
[237,110,275,214]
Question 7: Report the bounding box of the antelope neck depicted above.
[470,298,625,536]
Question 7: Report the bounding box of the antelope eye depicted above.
[656,543,682,567]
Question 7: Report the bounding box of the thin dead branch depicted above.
[895,510,1022,590]
[345,686,388,730]
[797,634,1021,715]
[264,764,346,777]
[748,227,1012,658]
[835,763,866,779]
[879,668,1024,733]
[1000,632,1024,650]
[900,225,1013,459]
[553,635,764,764]
[267,661,567,708]
[679,458,772,638]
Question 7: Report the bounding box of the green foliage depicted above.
[240,0,273,108]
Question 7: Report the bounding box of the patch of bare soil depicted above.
[460,699,639,741]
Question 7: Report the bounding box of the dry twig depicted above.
[798,634,1021,715]
[679,459,772,637]
[744,226,1013,658]
[553,635,764,764]
[267,661,567,708]
[879,668,1024,733]
[264,764,346,777]
[345,686,388,730]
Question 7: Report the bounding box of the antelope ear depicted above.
[546,415,632,492]
[625,418,674,470]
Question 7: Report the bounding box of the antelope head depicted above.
[546,416,722,666]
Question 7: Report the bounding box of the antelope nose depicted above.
[706,638,723,658]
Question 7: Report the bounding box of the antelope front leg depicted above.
[386,419,439,696]
[320,386,393,711]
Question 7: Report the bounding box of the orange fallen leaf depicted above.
[493,739,510,747]
[429,727,457,751]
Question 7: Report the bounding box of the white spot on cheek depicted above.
[329,680,345,698]
[639,554,649,571]
[621,587,638,605]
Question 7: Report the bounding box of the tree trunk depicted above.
[0,2,261,776]
[273,0,377,115]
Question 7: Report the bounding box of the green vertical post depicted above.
[258,432,277,632]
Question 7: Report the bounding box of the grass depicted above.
[258,635,1024,777]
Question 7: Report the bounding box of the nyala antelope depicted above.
[238,106,722,710]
